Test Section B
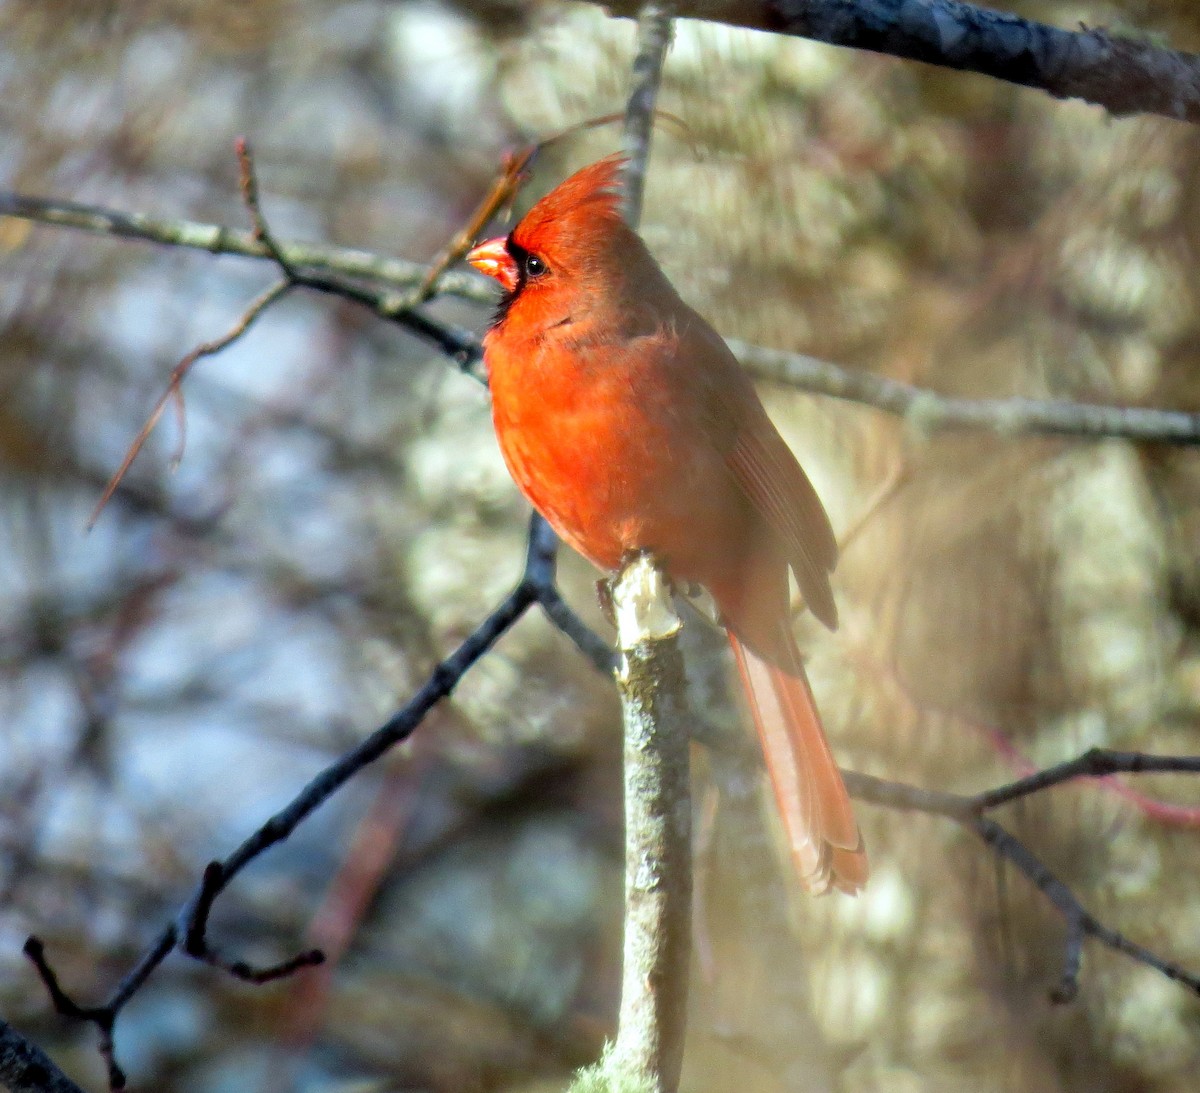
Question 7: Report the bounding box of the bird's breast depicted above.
[487,333,727,575]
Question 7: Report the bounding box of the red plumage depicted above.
[468,156,866,894]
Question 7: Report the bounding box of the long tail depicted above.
[728,627,867,895]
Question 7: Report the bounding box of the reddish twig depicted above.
[420,109,690,303]
[88,138,303,530]
[235,137,295,277]
[86,278,289,529]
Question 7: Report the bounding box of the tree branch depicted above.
[0,1020,88,1093]
[599,0,1200,124]
[729,339,1200,445]
[23,512,582,1090]
[845,756,1200,1003]
[605,554,692,1093]
[0,191,493,305]
[7,191,1199,446]
[9,11,1200,1081]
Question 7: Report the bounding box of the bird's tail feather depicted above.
[728,627,867,894]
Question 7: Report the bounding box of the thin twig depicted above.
[87,279,290,528]
[971,748,1200,812]
[23,937,124,1089]
[235,138,294,277]
[183,862,326,983]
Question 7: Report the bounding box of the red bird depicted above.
[467,156,866,894]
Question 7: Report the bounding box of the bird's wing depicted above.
[683,314,839,630]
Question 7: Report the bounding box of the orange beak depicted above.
[466,237,519,294]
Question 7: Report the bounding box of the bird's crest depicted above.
[512,154,626,251]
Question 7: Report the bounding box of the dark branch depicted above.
[600,0,1200,124]
[844,756,1200,1002]
[620,4,674,224]
[971,748,1200,812]
[0,1020,88,1093]
[23,513,560,1088]
[23,938,124,1089]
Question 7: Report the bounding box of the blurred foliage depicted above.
[2,1,1200,1092]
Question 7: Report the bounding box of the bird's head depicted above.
[466,154,629,322]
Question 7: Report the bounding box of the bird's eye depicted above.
[525,253,547,278]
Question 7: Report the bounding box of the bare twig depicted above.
[90,139,308,527]
[235,138,294,276]
[971,748,1200,812]
[597,0,1200,125]
[419,147,535,302]
[23,936,124,1089]
[183,862,326,983]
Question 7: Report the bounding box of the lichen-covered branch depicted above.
[0,191,492,304]
[607,555,691,1093]
[729,340,1200,445]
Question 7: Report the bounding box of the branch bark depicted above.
[729,339,1200,445]
[599,0,1200,124]
[605,554,692,1093]
[22,514,584,1090]
[0,1021,87,1093]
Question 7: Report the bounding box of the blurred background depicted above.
[2,1,1200,1090]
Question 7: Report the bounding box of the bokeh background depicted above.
[3,2,1200,1091]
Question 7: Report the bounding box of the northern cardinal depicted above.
[467,156,866,894]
